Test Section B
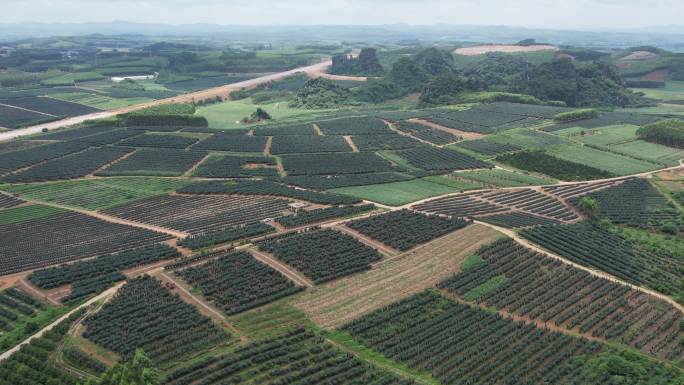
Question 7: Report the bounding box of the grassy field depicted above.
[554,124,684,166]
[631,81,684,102]
[557,124,640,145]
[445,169,556,187]
[228,300,313,341]
[0,301,72,352]
[291,224,502,328]
[0,177,190,211]
[547,144,660,175]
[623,104,684,115]
[197,98,327,129]
[324,330,440,385]
[0,204,64,224]
[488,128,570,149]
[48,92,152,110]
[610,140,684,166]
[330,178,458,206]
[423,175,486,190]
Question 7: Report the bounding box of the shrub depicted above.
[554,108,599,123]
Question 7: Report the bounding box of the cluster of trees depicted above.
[331,48,383,76]
[515,59,641,107]
[349,47,641,108]
[637,119,684,148]
[290,77,353,108]
[83,349,160,385]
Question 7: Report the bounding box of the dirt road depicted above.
[0,282,123,362]
[0,59,333,143]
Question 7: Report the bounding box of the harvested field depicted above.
[292,224,501,328]
[454,44,559,56]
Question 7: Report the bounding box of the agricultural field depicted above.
[392,120,461,145]
[438,169,556,188]
[0,96,100,117]
[316,116,392,135]
[192,154,278,178]
[256,228,382,283]
[29,244,179,303]
[351,133,420,151]
[276,204,375,228]
[1,36,684,385]
[521,222,684,297]
[103,194,291,234]
[440,238,684,359]
[163,328,411,385]
[193,133,268,152]
[343,291,607,385]
[179,179,359,204]
[330,178,459,206]
[48,91,154,110]
[0,288,70,352]
[270,134,352,154]
[119,133,199,149]
[175,250,304,315]
[96,148,208,177]
[281,172,415,190]
[546,144,661,175]
[293,224,501,328]
[0,140,91,175]
[392,146,492,172]
[2,146,132,183]
[82,276,228,363]
[0,204,170,274]
[0,309,87,384]
[281,152,396,175]
[569,177,679,226]
[0,104,55,128]
[346,209,470,251]
[178,222,275,250]
[496,150,614,181]
[0,177,191,210]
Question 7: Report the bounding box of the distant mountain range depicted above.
[1,22,683,51]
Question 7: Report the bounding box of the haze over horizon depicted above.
[4,0,684,32]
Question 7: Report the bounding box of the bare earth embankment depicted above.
[454,44,559,56]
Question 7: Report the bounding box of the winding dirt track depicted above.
[0,282,123,362]
[0,59,333,143]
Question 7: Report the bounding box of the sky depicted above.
[3,0,684,31]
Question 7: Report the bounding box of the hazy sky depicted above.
[4,0,683,30]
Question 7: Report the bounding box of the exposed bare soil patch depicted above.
[454,44,558,56]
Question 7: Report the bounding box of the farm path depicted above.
[155,270,246,341]
[329,224,399,257]
[0,281,123,363]
[384,120,439,147]
[473,220,684,314]
[0,59,334,143]
[438,289,604,342]
[17,196,189,238]
[19,278,60,306]
[408,118,486,140]
[248,248,314,288]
